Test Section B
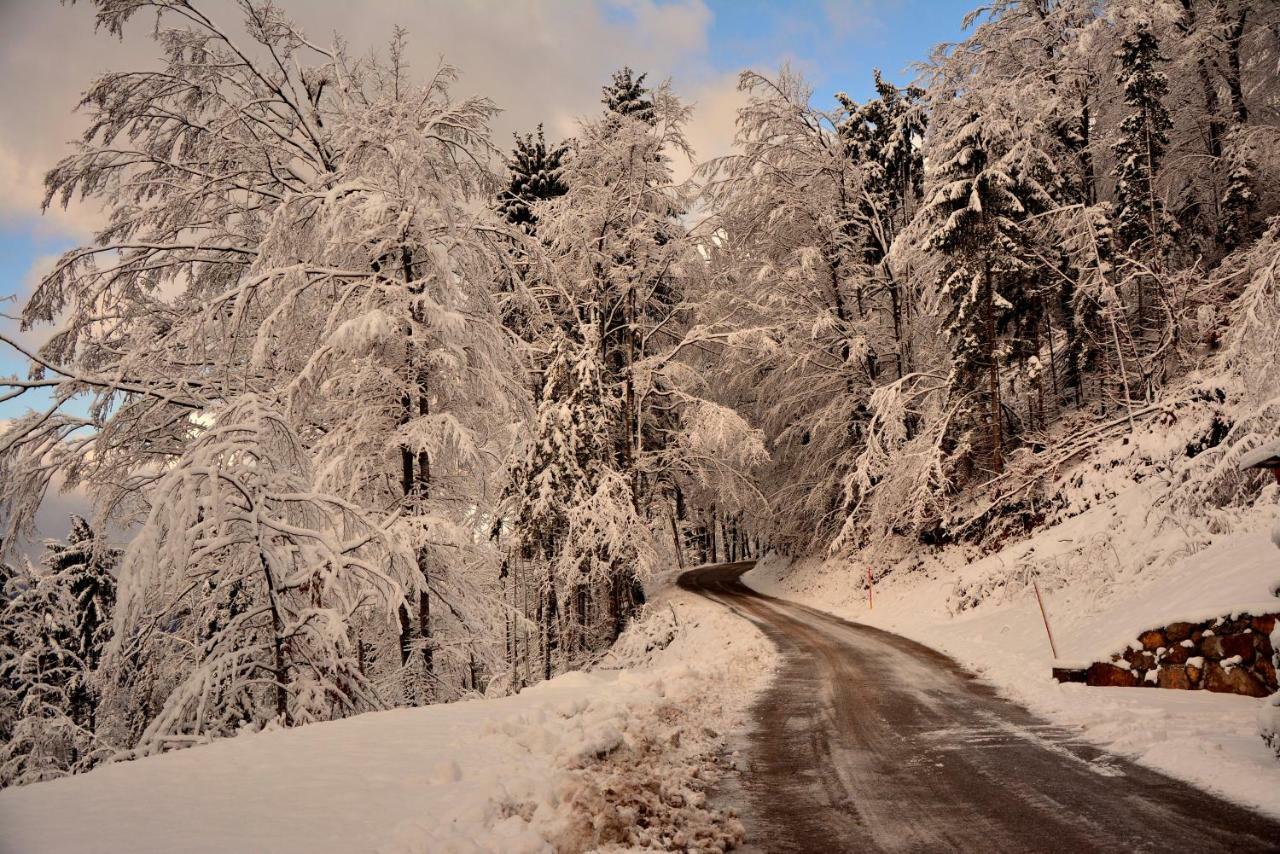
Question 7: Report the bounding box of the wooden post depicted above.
[866,565,874,610]
[1032,578,1059,660]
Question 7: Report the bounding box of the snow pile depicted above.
[1262,694,1280,760]
[0,577,775,853]
[1263,623,1280,761]
[747,507,1280,817]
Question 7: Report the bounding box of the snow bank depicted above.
[746,516,1280,818]
[0,575,775,854]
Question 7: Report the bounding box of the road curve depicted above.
[680,561,1280,854]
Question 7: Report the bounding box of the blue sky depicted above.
[0,0,977,424]
[701,0,975,102]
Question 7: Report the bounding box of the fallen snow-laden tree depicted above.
[0,0,530,764]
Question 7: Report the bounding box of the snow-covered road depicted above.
[682,562,1280,853]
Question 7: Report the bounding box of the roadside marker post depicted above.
[1032,576,1059,660]
[867,565,874,610]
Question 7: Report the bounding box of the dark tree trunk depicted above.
[1225,10,1248,125]
[984,263,1004,473]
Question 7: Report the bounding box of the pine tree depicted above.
[1111,23,1176,252]
[837,71,927,379]
[38,518,118,734]
[498,126,569,234]
[0,561,16,606]
[602,67,657,124]
[922,110,1053,474]
[0,561,80,786]
[837,70,927,262]
[1220,134,1259,248]
[0,519,118,786]
[41,518,117,674]
[506,324,648,676]
[0,560,21,752]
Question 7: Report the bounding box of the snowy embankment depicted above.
[0,572,775,854]
[746,496,1280,819]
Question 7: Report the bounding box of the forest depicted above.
[1,0,1278,788]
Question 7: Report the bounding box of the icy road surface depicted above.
[680,562,1280,853]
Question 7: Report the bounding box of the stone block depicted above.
[1255,657,1277,691]
[1219,633,1256,663]
[1087,662,1138,688]
[1204,662,1269,698]
[1156,665,1192,690]
[1138,629,1165,651]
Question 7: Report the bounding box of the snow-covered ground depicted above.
[745,498,1280,819]
[0,573,775,854]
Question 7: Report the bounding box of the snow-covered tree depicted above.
[837,70,928,377]
[502,68,762,651]
[1219,131,1260,248]
[602,67,657,125]
[0,517,119,786]
[920,106,1054,475]
[38,518,118,725]
[106,396,421,751]
[506,324,653,676]
[499,126,570,234]
[698,68,894,551]
[0,0,525,756]
[1111,22,1176,253]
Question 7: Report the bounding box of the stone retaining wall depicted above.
[1053,613,1279,697]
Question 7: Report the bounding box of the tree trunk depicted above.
[260,549,290,726]
[984,264,1004,473]
[1079,95,1098,205]
[1224,9,1249,125]
[542,579,557,683]
[401,245,434,696]
[669,503,685,570]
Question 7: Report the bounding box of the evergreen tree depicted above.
[922,110,1053,474]
[602,67,656,124]
[837,70,927,264]
[0,561,17,606]
[0,560,20,750]
[837,71,928,379]
[498,126,569,234]
[506,324,648,676]
[0,561,80,786]
[1220,134,1259,248]
[41,517,118,676]
[1111,23,1176,252]
[1063,205,1118,401]
[0,519,118,786]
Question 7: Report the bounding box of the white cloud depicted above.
[0,0,726,239]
